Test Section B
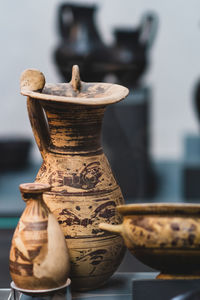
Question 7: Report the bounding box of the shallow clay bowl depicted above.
[99,203,200,279]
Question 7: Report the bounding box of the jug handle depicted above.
[139,12,159,50]
[27,97,50,160]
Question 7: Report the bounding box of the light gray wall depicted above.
[0,0,199,161]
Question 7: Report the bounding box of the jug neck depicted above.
[71,5,96,19]
[42,102,106,156]
[70,6,103,47]
[115,30,140,47]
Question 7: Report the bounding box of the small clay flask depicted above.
[9,183,70,290]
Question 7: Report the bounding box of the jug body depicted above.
[28,99,125,291]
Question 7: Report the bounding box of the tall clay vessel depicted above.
[9,183,70,290]
[20,66,129,290]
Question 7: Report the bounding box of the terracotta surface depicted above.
[9,183,70,290]
[20,66,129,291]
[99,203,200,279]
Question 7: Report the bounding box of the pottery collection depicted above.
[9,183,70,290]
[110,13,158,87]
[7,3,200,293]
[100,203,200,279]
[19,66,129,291]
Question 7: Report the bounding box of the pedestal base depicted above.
[132,279,200,300]
[103,87,156,200]
[9,279,71,299]
[182,134,200,199]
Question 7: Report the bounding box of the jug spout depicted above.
[99,223,123,235]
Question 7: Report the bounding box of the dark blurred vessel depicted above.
[103,87,157,199]
[182,79,200,200]
[111,13,158,87]
[54,3,158,87]
[194,79,200,124]
[54,3,111,82]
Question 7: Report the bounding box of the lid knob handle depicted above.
[70,65,81,92]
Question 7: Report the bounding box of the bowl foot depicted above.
[157,273,200,280]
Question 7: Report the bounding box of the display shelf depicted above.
[2,273,198,300]
[0,272,157,300]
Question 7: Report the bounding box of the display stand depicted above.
[132,279,200,300]
[182,134,200,199]
[7,280,71,300]
[103,87,156,200]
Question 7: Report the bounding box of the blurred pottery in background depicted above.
[0,138,31,171]
[102,87,157,199]
[194,79,200,126]
[54,3,111,82]
[9,183,70,290]
[182,80,200,200]
[20,66,128,291]
[54,3,158,88]
[100,203,200,279]
[111,12,158,87]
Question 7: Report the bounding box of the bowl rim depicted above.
[117,203,200,215]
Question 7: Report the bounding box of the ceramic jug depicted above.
[54,3,110,82]
[9,183,70,290]
[20,66,129,291]
[111,12,158,87]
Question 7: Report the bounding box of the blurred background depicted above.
[1,0,200,287]
[0,0,200,160]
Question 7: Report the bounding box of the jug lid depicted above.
[20,65,129,105]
